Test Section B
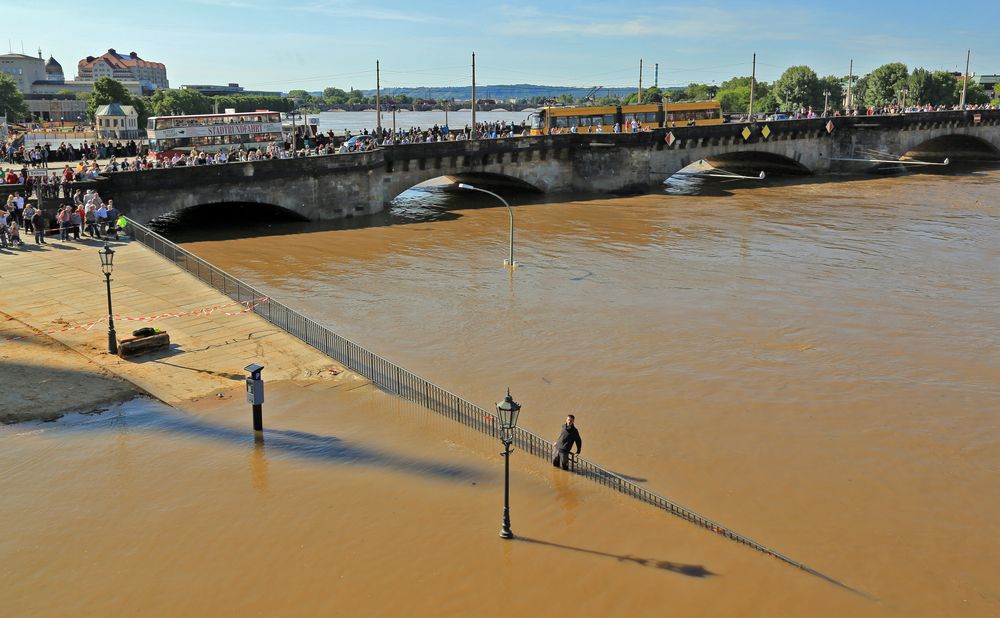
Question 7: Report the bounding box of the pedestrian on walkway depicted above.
[31,208,45,244]
[552,414,582,470]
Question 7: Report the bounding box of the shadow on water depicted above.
[515,536,716,578]
[38,397,480,483]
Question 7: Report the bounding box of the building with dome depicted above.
[44,55,64,84]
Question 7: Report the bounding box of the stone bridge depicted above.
[80,109,1000,223]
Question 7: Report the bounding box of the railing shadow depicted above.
[516,536,715,578]
[67,401,480,483]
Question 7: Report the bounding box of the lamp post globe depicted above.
[496,387,521,539]
[99,243,118,354]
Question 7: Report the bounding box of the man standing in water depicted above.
[552,415,582,470]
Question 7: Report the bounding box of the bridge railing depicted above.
[125,218,854,587]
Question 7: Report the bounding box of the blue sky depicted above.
[9,0,998,91]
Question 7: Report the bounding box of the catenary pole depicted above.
[637,58,643,104]
[960,50,971,108]
[748,52,756,119]
[471,53,477,140]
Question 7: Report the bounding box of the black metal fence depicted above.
[126,218,852,589]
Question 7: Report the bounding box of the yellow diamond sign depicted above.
[761,125,771,139]
[741,126,752,141]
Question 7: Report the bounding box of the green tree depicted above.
[817,75,844,112]
[622,86,664,105]
[717,85,751,113]
[719,76,754,90]
[955,79,990,106]
[669,82,716,102]
[87,77,134,119]
[323,87,348,105]
[0,73,29,121]
[862,62,909,107]
[211,95,293,113]
[149,89,214,116]
[906,69,956,107]
[773,65,821,111]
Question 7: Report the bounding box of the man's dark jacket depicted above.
[555,423,582,454]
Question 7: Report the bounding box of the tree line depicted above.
[1,63,996,129]
[614,63,993,113]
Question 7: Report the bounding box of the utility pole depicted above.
[471,52,477,139]
[376,60,382,135]
[654,63,659,89]
[846,59,854,110]
[637,58,643,104]
[960,49,971,108]
[748,52,756,119]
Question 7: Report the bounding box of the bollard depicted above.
[245,363,265,433]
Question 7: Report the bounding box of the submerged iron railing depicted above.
[126,218,860,592]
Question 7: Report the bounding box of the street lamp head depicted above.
[458,183,475,190]
[495,387,521,431]
[98,242,115,276]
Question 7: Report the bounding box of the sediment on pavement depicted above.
[0,312,138,424]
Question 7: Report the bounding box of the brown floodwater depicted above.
[3,168,998,616]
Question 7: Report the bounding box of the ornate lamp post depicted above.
[822,90,831,117]
[495,388,521,539]
[900,87,909,112]
[99,243,118,354]
[458,183,517,268]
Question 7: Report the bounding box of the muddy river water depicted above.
[3,168,998,616]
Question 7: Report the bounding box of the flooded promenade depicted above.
[2,166,998,616]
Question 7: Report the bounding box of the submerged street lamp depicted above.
[458,183,517,268]
[495,388,522,539]
[98,242,117,354]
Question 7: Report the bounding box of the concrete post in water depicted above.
[245,363,265,435]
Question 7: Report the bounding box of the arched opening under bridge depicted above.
[902,134,1000,163]
[148,201,309,242]
[388,173,543,223]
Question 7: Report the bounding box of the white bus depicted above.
[145,111,284,159]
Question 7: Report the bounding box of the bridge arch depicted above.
[902,134,1000,162]
[382,168,545,206]
[702,151,813,176]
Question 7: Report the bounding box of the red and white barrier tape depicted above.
[0,297,269,345]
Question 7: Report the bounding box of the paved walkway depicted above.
[0,236,363,407]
